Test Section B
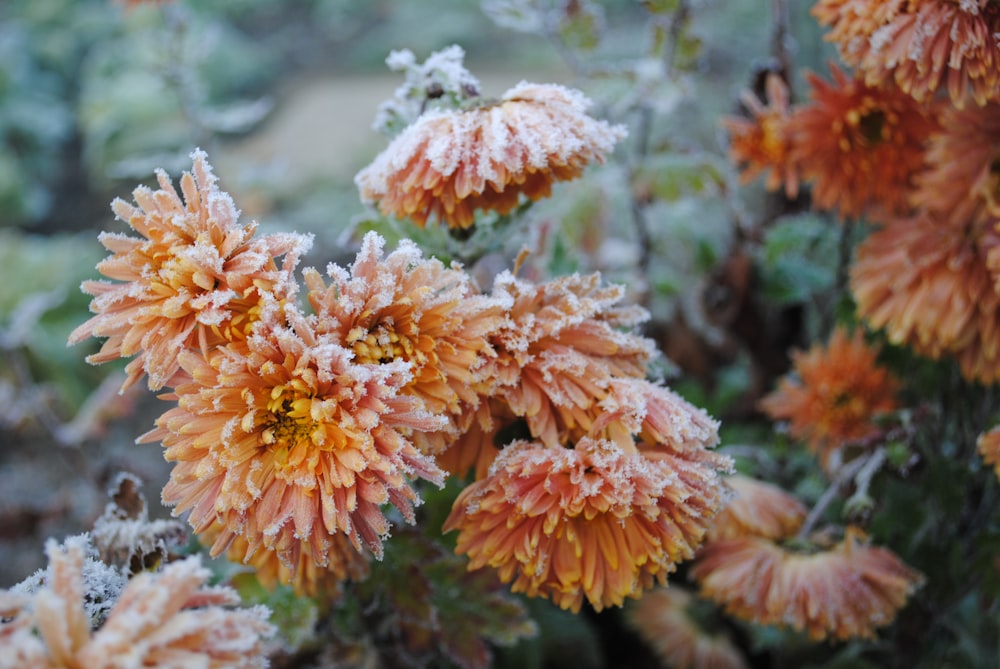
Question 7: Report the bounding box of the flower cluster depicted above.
[441,270,731,612]
[851,101,1000,383]
[724,2,1000,384]
[72,151,453,594]
[72,133,729,610]
[723,64,937,220]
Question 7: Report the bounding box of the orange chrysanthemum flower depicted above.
[0,536,273,668]
[814,0,1000,108]
[978,425,1000,481]
[913,101,1000,227]
[141,298,446,578]
[444,437,730,613]
[303,231,506,455]
[850,214,1000,383]
[707,474,807,541]
[355,82,626,230]
[722,72,801,198]
[437,271,659,477]
[759,327,900,469]
[789,64,938,219]
[69,150,311,391]
[690,531,924,641]
[628,587,747,669]
[488,270,653,444]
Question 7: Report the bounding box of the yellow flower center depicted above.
[260,378,321,478]
[346,316,428,368]
[758,114,786,162]
[844,101,889,149]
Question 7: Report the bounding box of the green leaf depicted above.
[756,214,838,305]
[631,152,726,203]
[557,0,604,51]
[357,528,537,669]
[642,0,681,14]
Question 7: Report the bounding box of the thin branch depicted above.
[662,0,691,78]
[796,450,874,540]
[770,0,794,97]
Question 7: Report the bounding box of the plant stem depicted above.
[796,450,872,540]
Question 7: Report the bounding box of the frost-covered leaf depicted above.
[557,0,604,51]
[354,528,536,669]
[90,472,187,574]
[642,0,681,13]
[481,0,545,33]
[631,151,726,203]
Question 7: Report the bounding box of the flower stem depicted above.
[796,449,876,540]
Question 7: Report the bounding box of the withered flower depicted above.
[691,530,923,641]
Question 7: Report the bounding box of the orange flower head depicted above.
[978,425,1000,481]
[707,474,807,541]
[355,82,626,230]
[0,536,273,668]
[304,231,507,455]
[913,101,1000,228]
[141,297,447,572]
[69,150,311,391]
[789,64,938,219]
[691,531,924,641]
[722,72,801,198]
[590,376,722,453]
[439,276,717,480]
[443,437,731,613]
[814,0,1000,108]
[759,327,900,468]
[850,213,1000,383]
[486,270,654,447]
[628,587,748,669]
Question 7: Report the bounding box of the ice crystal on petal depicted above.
[305,232,507,456]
